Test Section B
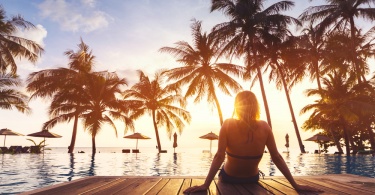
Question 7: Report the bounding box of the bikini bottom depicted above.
[218,167,260,184]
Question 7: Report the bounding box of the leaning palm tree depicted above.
[210,0,300,128]
[299,0,375,84]
[26,39,95,153]
[123,70,191,153]
[0,6,44,74]
[261,35,307,153]
[0,73,30,113]
[160,19,243,125]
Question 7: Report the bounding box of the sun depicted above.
[216,92,236,119]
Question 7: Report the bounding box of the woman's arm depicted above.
[183,120,228,193]
[265,123,322,192]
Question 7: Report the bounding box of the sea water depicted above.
[0,147,374,194]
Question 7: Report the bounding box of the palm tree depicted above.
[261,35,307,153]
[210,0,300,128]
[0,73,30,113]
[0,6,44,74]
[26,39,95,153]
[160,19,243,125]
[301,72,375,155]
[123,70,191,153]
[299,0,375,84]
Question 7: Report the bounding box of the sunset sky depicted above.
[2,0,370,153]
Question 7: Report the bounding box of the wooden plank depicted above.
[80,178,138,194]
[189,178,208,195]
[215,179,241,195]
[178,179,192,195]
[275,178,340,194]
[257,180,285,195]
[240,182,273,195]
[29,177,121,195]
[158,178,184,195]
[302,178,374,195]
[113,178,161,195]
[261,179,299,195]
[145,178,170,194]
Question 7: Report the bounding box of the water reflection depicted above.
[88,153,95,176]
[1,152,374,194]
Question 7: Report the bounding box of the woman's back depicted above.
[223,118,270,177]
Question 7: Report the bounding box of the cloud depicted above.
[37,0,112,33]
[14,24,47,47]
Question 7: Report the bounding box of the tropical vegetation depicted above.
[2,1,375,155]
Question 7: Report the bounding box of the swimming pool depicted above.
[0,148,374,194]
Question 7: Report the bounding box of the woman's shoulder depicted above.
[256,120,272,130]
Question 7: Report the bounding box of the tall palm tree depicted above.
[299,0,375,84]
[0,73,30,113]
[0,6,44,74]
[160,19,243,125]
[123,70,191,153]
[261,35,307,153]
[210,0,300,128]
[26,39,95,153]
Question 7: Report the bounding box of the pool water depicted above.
[0,148,374,194]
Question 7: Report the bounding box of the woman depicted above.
[184,91,321,193]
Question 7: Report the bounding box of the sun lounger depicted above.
[22,146,30,153]
[132,149,140,153]
[9,146,23,153]
[0,147,9,153]
[30,146,41,153]
[160,150,167,153]
[122,149,130,153]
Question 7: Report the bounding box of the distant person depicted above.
[184,91,322,193]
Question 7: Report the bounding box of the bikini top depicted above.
[226,151,263,160]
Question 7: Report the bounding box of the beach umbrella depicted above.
[124,132,151,150]
[27,129,62,153]
[199,131,219,153]
[305,134,331,153]
[0,128,24,147]
[173,132,178,153]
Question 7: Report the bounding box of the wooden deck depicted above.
[20,174,375,195]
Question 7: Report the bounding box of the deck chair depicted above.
[22,146,30,153]
[0,147,9,153]
[122,149,130,153]
[9,146,23,153]
[132,149,140,153]
[30,146,41,153]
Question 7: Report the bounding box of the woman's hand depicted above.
[294,184,323,192]
[183,184,208,194]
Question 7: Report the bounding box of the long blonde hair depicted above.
[233,91,260,129]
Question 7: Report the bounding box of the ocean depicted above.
[0,147,374,194]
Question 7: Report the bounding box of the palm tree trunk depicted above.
[68,113,79,153]
[92,135,96,154]
[349,17,362,84]
[329,128,344,154]
[256,66,272,128]
[342,120,350,156]
[152,110,162,153]
[367,125,375,152]
[313,59,322,91]
[212,92,223,125]
[278,67,305,153]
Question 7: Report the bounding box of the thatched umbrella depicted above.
[199,131,219,153]
[0,128,24,147]
[124,132,151,150]
[27,129,62,154]
[305,134,331,153]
